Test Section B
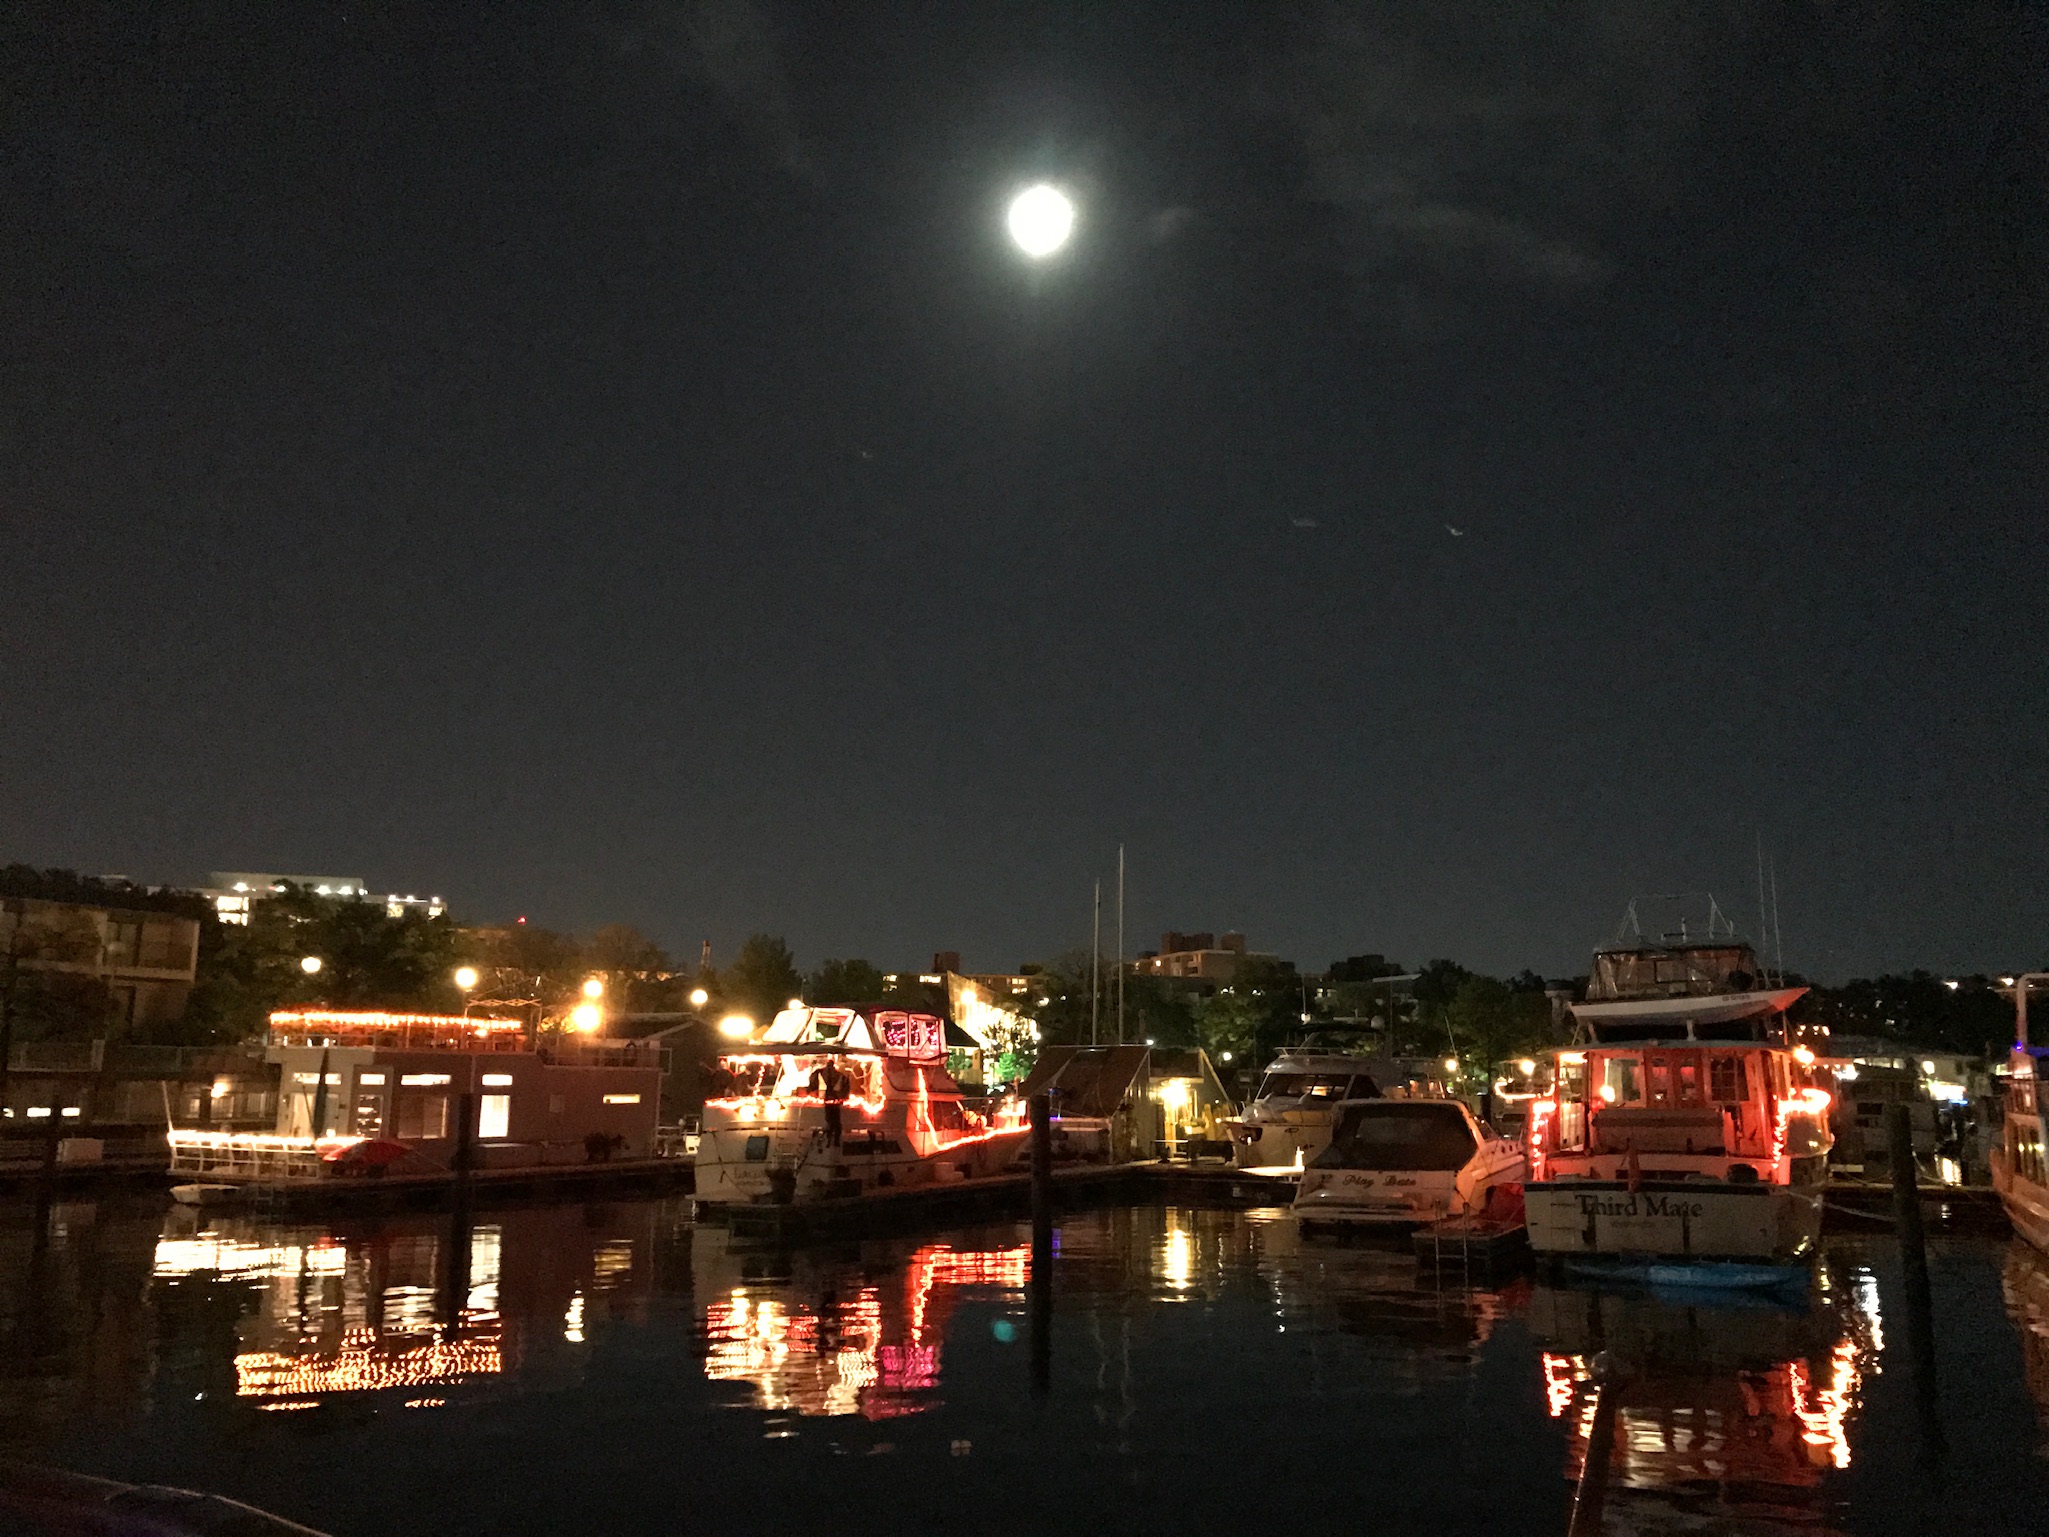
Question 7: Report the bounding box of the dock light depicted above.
[581,977,604,1000]
[1517,1058,1537,1076]
[1006,183,1075,258]
[1921,1059,1936,1075]
[1220,1051,1233,1063]
[689,987,710,1008]
[454,966,479,991]
[299,956,322,976]
[569,1002,601,1034]
[718,1014,755,1040]
[1792,1045,1816,1066]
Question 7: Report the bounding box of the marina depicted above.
[3,1189,2047,1536]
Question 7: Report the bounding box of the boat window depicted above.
[1312,1103,1477,1171]
[929,1099,968,1132]
[1709,1055,1744,1103]
[1257,1073,1356,1100]
[1646,1061,1673,1106]
[1344,1075,1383,1100]
[1598,1056,1643,1105]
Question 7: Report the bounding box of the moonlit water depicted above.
[2,1194,2046,1535]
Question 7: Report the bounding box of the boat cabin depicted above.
[1530,1042,1831,1184]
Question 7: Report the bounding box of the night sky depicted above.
[5,2,2046,980]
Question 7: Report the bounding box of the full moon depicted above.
[1006,183,1075,258]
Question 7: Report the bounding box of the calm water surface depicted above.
[3,1193,2048,1535]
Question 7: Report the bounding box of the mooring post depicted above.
[1029,1092,1053,1392]
[1566,1354,1616,1537]
[453,1089,476,1190]
[1885,1100,1945,1462]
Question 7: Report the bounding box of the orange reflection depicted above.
[700,1241,1030,1420]
[1536,1269,1882,1522]
[236,1313,503,1400]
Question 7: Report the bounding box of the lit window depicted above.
[481,1073,513,1087]
[400,1073,452,1087]
[358,1072,387,1086]
[478,1094,511,1139]
[61,1107,81,1117]
[26,1108,51,1119]
[602,1093,641,1105]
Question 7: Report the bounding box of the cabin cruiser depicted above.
[1991,974,2049,1251]
[1293,1097,1525,1229]
[1523,922,1832,1271]
[694,1006,1030,1207]
[1221,1049,1401,1172]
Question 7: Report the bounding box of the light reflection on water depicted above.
[0,1195,2042,1536]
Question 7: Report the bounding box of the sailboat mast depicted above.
[1116,844,1126,1046]
[1090,880,1101,1047]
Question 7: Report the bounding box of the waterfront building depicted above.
[0,893,200,1031]
[1133,931,1281,992]
[197,871,446,925]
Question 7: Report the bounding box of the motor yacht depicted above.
[693,1006,1029,1207]
[1991,974,2049,1251]
[1220,1048,1402,1172]
[1293,1097,1525,1229]
[1523,917,1832,1271]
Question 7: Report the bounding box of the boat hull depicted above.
[1992,1148,2049,1252]
[1525,1179,1822,1263]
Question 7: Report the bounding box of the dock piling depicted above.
[1029,1093,1052,1392]
[1885,1101,1945,1463]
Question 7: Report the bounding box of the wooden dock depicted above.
[168,1156,694,1213]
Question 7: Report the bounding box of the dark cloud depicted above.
[1266,1,1735,302]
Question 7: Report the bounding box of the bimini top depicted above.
[758,1006,946,1062]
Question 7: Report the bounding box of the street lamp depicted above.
[299,956,322,976]
[581,977,604,1000]
[689,987,710,1009]
[718,1014,755,1040]
[1006,183,1075,258]
[570,1002,602,1034]
[454,966,479,992]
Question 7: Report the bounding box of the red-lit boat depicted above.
[693,1006,1030,1207]
[1523,929,1832,1270]
[1991,974,2049,1251]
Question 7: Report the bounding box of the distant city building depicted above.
[198,872,446,926]
[0,896,200,1029]
[1133,930,1276,988]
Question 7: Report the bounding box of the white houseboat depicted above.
[693,1006,1030,1207]
[1294,1097,1525,1229]
[166,1009,663,1191]
[1523,924,1832,1272]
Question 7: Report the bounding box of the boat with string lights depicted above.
[1522,914,1833,1274]
[692,1006,1030,1208]
[165,1009,665,1200]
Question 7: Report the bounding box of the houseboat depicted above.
[166,1009,663,1193]
[1523,923,1832,1271]
[1221,1048,1432,1173]
[692,1006,1030,1207]
[1293,1097,1524,1229]
[1991,973,2049,1251]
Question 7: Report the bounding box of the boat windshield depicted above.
[1258,1072,1379,1101]
[1313,1102,1476,1171]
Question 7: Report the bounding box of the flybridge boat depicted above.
[1991,974,2049,1251]
[1523,919,1832,1272]
[1221,1048,1407,1173]
[694,1006,1030,1207]
[1294,1098,1525,1229]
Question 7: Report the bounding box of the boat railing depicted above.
[166,1131,339,1181]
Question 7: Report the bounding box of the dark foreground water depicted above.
[2,1193,2047,1536]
